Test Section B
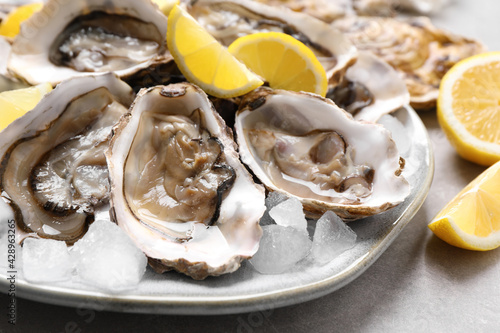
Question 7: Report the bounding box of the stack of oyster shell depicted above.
[0,0,483,280]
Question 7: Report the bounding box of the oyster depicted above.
[327,51,410,122]
[188,0,357,85]
[235,87,410,220]
[332,16,485,109]
[106,83,265,280]
[0,73,134,243]
[8,0,170,86]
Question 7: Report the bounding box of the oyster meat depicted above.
[8,0,170,85]
[0,74,134,243]
[332,16,485,109]
[106,83,265,280]
[188,0,357,85]
[235,87,410,220]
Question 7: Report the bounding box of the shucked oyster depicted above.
[8,0,170,86]
[188,0,357,85]
[106,83,265,280]
[235,87,410,220]
[0,74,134,243]
[332,16,485,109]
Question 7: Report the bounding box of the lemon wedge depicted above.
[428,161,500,251]
[228,32,328,97]
[437,52,500,166]
[151,0,179,16]
[167,5,263,98]
[0,3,43,38]
[0,83,53,131]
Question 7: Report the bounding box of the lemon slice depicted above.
[228,32,328,97]
[167,5,263,98]
[0,3,43,38]
[0,82,53,131]
[437,52,500,166]
[152,0,179,16]
[428,161,500,251]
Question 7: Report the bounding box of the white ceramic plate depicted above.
[0,105,433,315]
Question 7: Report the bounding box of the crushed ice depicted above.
[12,219,147,292]
[251,192,358,274]
[311,211,357,265]
[11,191,358,283]
[71,220,148,293]
[22,238,73,283]
[269,197,308,233]
[249,225,312,274]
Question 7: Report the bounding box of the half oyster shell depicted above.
[332,16,485,109]
[8,0,170,86]
[235,87,410,220]
[106,83,265,280]
[0,73,135,243]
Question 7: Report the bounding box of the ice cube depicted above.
[311,211,357,265]
[259,192,289,226]
[71,220,147,293]
[265,191,289,209]
[22,238,73,283]
[249,225,312,274]
[378,114,410,156]
[269,197,308,233]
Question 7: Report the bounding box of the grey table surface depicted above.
[1,0,500,332]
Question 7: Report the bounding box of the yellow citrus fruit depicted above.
[0,3,43,38]
[0,82,53,131]
[151,0,179,16]
[437,52,500,166]
[428,160,500,251]
[166,5,263,98]
[228,32,328,97]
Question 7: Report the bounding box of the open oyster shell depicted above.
[235,87,410,220]
[106,83,265,280]
[7,0,170,86]
[189,0,357,86]
[332,15,485,109]
[0,73,135,244]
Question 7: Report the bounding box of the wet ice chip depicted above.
[72,220,147,293]
[259,192,289,226]
[378,114,410,156]
[312,211,357,265]
[22,238,72,283]
[269,197,307,232]
[249,225,312,274]
[265,191,288,209]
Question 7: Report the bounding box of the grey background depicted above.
[1,0,500,331]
